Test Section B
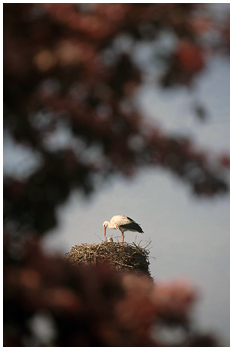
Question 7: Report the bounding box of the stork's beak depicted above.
[104,226,106,237]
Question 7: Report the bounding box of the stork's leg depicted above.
[121,232,124,246]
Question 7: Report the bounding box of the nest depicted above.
[64,242,151,275]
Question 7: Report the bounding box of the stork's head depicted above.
[103,221,109,237]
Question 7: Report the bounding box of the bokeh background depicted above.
[4,3,230,346]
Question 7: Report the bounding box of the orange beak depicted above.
[104,226,106,237]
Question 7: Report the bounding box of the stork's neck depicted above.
[108,221,115,229]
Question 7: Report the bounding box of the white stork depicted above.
[103,215,144,245]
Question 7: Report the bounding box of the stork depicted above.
[103,215,144,245]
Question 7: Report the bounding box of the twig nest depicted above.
[64,241,151,275]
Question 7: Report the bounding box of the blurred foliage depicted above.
[3,4,229,346]
[4,236,218,346]
[4,3,229,236]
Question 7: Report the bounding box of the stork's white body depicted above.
[103,215,143,245]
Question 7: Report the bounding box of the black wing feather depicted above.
[120,222,144,233]
[127,216,135,222]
